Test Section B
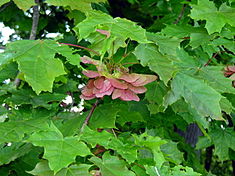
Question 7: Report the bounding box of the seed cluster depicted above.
[80,56,157,101]
[224,66,235,87]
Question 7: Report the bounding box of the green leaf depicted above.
[170,165,202,176]
[189,30,212,49]
[171,99,209,128]
[0,118,50,143]
[89,152,136,176]
[190,0,235,34]
[146,165,201,176]
[110,18,148,43]
[145,81,168,114]
[175,48,200,70]
[0,52,15,68]
[27,123,91,173]
[196,136,212,149]
[74,11,113,39]
[75,11,148,43]
[27,160,54,176]
[107,138,138,164]
[209,126,235,160]
[147,32,182,56]
[160,141,183,165]
[13,0,35,11]
[81,127,137,163]
[133,133,167,168]
[131,165,148,176]
[134,43,177,84]
[6,88,66,109]
[212,38,235,54]
[89,104,119,129]
[166,73,222,120]
[0,142,32,165]
[80,126,114,147]
[197,66,235,94]
[55,164,92,176]
[52,44,81,67]
[58,113,86,137]
[6,40,67,94]
[161,25,204,38]
[0,0,10,7]
[46,0,106,12]
[0,62,18,83]
[220,97,233,114]
[28,160,92,176]
[116,103,144,126]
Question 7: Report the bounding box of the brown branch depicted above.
[29,0,40,40]
[173,3,187,24]
[204,52,220,67]
[59,43,100,56]
[80,99,99,133]
[133,162,145,170]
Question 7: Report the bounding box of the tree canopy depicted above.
[0,0,235,175]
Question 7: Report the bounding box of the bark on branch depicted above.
[29,0,40,40]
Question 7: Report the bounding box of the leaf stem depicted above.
[174,2,187,24]
[122,62,140,66]
[80,99,99,133]
[204,52,220,67]
[59,43,100,56]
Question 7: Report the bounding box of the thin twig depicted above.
[14,0,40,87]
[133,162,145,169]
[173,3,187,24]
[59,43,100,56]
[122,62,140,66]
[111,128,117,138]
[0,1,12,13]
[204,52,220,67]
[80,99,99,133]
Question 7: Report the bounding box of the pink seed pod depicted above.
[82,70,100,78]
[80,56,158,101]
[225,66,235,77]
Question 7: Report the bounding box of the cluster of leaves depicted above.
[0,0,235,175]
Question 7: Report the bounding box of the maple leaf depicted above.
[190,0,235,34]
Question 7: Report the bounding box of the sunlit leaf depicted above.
[27,123,91,173]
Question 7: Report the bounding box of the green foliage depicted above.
[134,43,177,84]
[28,160,92,176]
[46,0,106,12]
[190,0,235,34]
[209,126,235,160]
[165,73,222,120]
[0,0,35,11]
[0,0,235,175]
[27,123,91,173]
[89,152,135,176]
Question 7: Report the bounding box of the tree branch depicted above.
[59,43,100,56]
[29,0,40,40]
[204,52,220,67]
[80,99,99,133]
[173,3,187,24]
